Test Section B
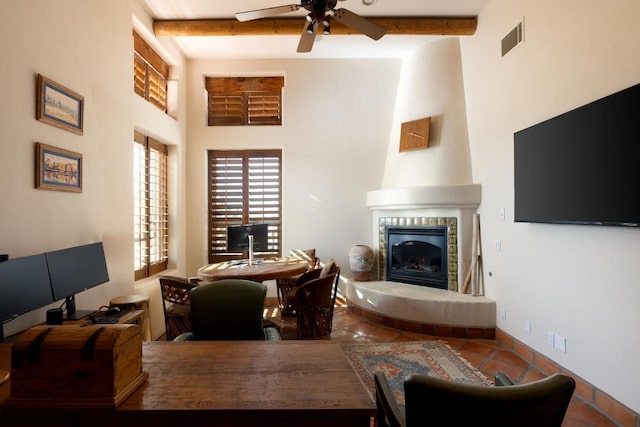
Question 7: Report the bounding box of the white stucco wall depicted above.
[183,58,402,279]
[461,0,640,413]
[382,38,474,189]
[0,0,135,336]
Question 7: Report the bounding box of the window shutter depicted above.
[208,95,245,126]
[147,138,169,275]
[134,131,168,280]
[134,53,146,98]
[133,132,149,280]
[208,150,282,262]
[133,30,168,113]
[206,77,284,126]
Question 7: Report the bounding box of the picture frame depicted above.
[36,74,84,135]
[35,142,83,193]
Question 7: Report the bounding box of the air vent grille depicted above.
[501,21,523,57]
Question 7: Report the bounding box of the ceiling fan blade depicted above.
[297,21,318,53]
[333,8,387,40]
[236,5,301,22]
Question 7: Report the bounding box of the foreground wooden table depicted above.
[0,340,375,426]
[198,257,309,282]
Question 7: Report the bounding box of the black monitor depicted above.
[45,242,110,320]
[0,254,55,341]
[227,224,269,253]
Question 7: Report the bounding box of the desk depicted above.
[0,341,375,426]
[198,258,309,282]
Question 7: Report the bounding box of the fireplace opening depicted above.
[385,226,448,289]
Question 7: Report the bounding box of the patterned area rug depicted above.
[342,340,492,406]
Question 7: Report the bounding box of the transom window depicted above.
[206,77,284,126]
[133,30,168,112]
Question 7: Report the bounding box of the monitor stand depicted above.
[63,295,94,320]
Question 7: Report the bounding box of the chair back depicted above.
[294,269,340,339]
[190,279,267,341]
[158,276,198,340]
[404,373,576,427]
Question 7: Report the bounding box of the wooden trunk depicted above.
[5,324,147,408]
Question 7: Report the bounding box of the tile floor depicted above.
[266,304,619,427]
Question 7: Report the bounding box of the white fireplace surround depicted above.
[343,184,496,332]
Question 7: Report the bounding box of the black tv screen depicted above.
[0,254,55,321]
[514,83,640,227]
[45,242,110,302]
[227,224,269,253]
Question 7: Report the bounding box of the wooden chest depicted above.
[5,324,147,408]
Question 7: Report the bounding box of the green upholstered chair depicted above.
[174,279,281,341]
[374,371,576,427]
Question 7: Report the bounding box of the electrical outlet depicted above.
[493,240,502,252]
[500,308,506,320]
[524,320,531,334]
[547,331,555,347]
[554,334,566,353]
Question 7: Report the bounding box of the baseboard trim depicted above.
[496,328,638,427]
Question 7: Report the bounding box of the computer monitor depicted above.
[227,224,269,253]
[45,242,110,320]
[0,254,55,341]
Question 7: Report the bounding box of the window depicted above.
[206,77,284,126]
[208,150,282,263]
[134,131,169,280]
[133,30,168,112]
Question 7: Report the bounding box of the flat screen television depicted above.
[514,83,640,227]
[0,254,55,341]
[45,242,110,319]
[227,224,269,253]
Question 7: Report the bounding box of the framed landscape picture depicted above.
[35,142,83,193]
[36,74,84,135]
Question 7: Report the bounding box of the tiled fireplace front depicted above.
[378,216,458,291]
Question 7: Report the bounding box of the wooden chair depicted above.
[158,276,198,341]
[374,371,576,427]
[173,279,281,341]
[276,249,320,315]
[294,267,341,339]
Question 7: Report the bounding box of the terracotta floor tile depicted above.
[250,302,624,426]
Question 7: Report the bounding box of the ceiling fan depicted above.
[236,0,387,53]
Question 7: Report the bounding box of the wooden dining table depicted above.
[0,340,376,426]
[197,257,309,282]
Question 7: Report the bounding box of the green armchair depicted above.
[174,279,281,341]
[374,371,575,427]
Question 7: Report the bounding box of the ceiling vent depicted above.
[501,21,523,57]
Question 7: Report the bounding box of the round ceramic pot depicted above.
[349,245,374,281]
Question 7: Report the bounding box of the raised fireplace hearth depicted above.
[342,184,494,336]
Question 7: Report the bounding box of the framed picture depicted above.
[35,143,83,193]
[36,74,84,135]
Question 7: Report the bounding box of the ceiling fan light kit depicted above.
[235,0,387,53]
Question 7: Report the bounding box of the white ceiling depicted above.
[140,0,489,60]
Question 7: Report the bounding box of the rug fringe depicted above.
[437,339,494,386]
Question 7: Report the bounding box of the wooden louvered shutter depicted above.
[133,30,169,113]
[134,131,169,280]
[208,150,282,263]
[206,77,284,126]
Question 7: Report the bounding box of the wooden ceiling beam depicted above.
[153,17,477,37]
